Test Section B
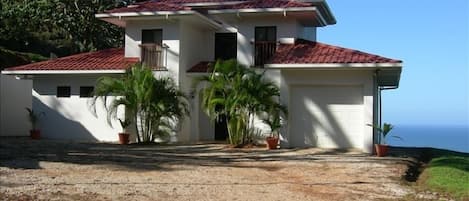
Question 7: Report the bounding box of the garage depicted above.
[289,85,364,149]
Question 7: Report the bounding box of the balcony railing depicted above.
[139,43,168,70]
[254,41,277,67]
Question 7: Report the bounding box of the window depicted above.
[57,86,71,98]
[255,26,276,42]
[254,26,277,66]
[142,29,162,44]
[80,86,94,98]
[215,33,237,60]
[141,29,165,69]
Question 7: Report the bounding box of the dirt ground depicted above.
[0,138,416,201]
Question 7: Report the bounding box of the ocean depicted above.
[386,125,469,153]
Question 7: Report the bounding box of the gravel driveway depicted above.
[0,138,415,200]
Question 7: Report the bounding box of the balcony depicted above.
[254,41,277,67]
[139,43,168,70]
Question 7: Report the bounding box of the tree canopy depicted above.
[0,0,144,60]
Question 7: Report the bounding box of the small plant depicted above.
[118,118,131,130]
[262,104,287,138]
[263,113,282,138]
[368,123,402,144]
[25,107,44,130]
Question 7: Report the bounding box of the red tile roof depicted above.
[5,48,139,71]
[187,61,214,73]
[187,40,401,73]
[106,2,191,13]
[105,0,312,13]
[221,0,311,9]
[269,39,402,64]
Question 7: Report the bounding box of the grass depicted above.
[418,150,469,200]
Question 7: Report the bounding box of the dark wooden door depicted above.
[214,115,229,141]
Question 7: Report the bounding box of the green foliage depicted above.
[118,118,132,130]
[368,122,401,144]
[422,156,469,200]
[0,47,47,69]
[93,64,189,143]
[0,0,136,58]
[195,60,287,146]
[25,107,44,130]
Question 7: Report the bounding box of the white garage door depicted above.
[289,85,364,149]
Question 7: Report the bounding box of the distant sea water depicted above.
[387,125,469,153]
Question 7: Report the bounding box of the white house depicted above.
[2,0,402,153]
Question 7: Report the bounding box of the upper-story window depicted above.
[215,33,237,61]
[254,26,277,67]
[140,29,165,69]
[142,29,162,44]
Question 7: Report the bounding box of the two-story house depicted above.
[2,0,402,153]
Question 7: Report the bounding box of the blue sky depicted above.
[318,0,469,126]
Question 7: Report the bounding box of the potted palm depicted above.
[370,123,400,157]
[26,107,44,139]
[118,118,131,145]
[262,105,287,149]
[263,114,281,149]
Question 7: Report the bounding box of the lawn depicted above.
[418,150,469,200]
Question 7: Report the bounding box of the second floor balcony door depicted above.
[254,26,277,66]
[141,29,164,69]
[215,33,237,61]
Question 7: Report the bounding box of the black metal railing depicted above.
[254,41,277,67]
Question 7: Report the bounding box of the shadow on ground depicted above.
[0,137,417,171]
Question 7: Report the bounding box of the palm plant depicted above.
[195,59,285,146]
[25,107,44,131]
[369,123,401,144]
[92,64,188,143]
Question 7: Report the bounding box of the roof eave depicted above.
[1,70,127,75]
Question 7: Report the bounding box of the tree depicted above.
[196,60,286,146]
[92,64,189,143]
[0,0,138,57]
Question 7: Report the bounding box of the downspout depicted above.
[375,69,397,145]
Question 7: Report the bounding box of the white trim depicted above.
[264,63,403,68]
[2,70,126,75]
[208,7,318,14]
[193,12,223,29]
[95,10,194,18]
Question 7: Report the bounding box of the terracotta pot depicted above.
[266,137,279,149]
[118,133,130,145]
[375,144,388,157]
[30,129,41,140]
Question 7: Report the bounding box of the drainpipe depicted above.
[375,69,397,145]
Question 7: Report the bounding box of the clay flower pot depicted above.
[266,137,279,149]
[30,129,41,140]
[118,133,130,145]
[375,144,388,157]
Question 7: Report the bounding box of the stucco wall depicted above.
[0,74,32,136]
[32,75,123,142]
[179,21,215,142]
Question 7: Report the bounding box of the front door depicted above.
[214,115,229,141]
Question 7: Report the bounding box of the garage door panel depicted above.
[290,86,364,149]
